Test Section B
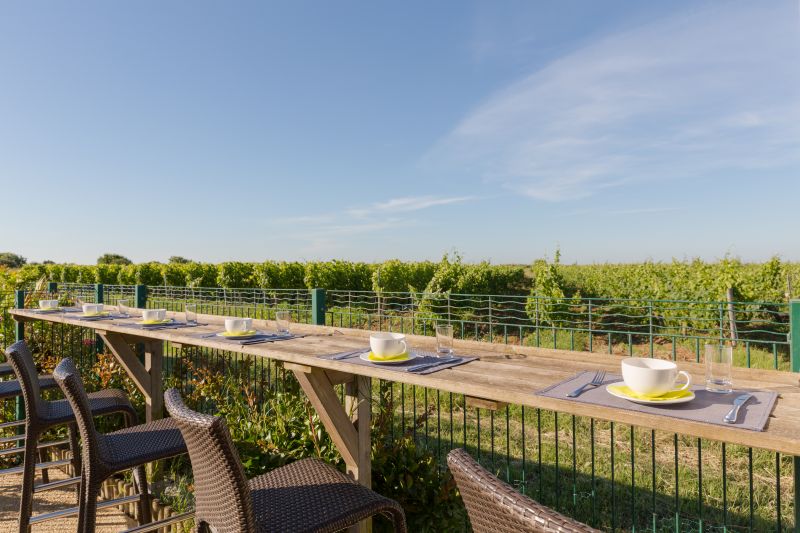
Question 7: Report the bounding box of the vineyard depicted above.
[2,253,798,303]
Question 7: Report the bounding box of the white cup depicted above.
[225,318,252,333]
[142,309,167,322]
[369,332,408,357]
[39,299,59,310]
[621,357,692,396]
[82,303,104,315]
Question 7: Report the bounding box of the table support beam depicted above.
[291,367,372,533]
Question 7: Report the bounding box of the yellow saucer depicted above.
[81,311,109,317]
[220,330,257,338]
[363,351,416,364]
[37,307,61,312]
[606,383,694,405]
[139,319,172,325]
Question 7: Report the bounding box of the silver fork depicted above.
[567,370,606,398]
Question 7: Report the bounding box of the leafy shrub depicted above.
[184,263,219,288]
[96,264,121,284]
[161,263,188,286]
[135,262,164,286]
[0,252,26,268]
[97,253,132,265]
[217,262,256,288]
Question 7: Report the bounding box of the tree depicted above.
[168,256,191,264]
[97,253,132,265]
[0,252,26,268]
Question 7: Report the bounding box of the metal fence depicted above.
[3,283,798,531]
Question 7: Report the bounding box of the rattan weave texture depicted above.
[165,388,407,533]
[5,341,138,533]
[53,357,187,533]
[447,448,598,533]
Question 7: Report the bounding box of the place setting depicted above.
[29,299,81,314]
[193,311,302,346]
[322,324,475,375]
[114,302,207,331]
[537,344,778,431]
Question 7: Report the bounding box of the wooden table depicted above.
[11,308,800,530]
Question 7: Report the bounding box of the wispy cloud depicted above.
[427,1,800,201]
[564,206,684,217]
[348,195,474,218]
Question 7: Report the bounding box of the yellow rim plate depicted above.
[139,319,172,325]
[38,308,61,312]
[81,312,109,317]
[218,330,258,338]
[605,382,695,405]
[361,351,417,365]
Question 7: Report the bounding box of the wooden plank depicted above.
[465,396,508,411]
[11,308,800,456]
[98,332,151,395]
[291,368,359,468]
[345,375,372,533]
[144,341,163,422]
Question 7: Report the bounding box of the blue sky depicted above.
[1,1,798,264]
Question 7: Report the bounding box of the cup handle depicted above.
[400,340,408,354]
[675,371,692,391]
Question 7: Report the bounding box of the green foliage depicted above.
[526,257,571,327]
[135,262,164,286]
[161,262,188,286]
[96,264,121,284]
[217,261,256,288]
[373,260,436,293]
[184,262,218,288]
[304,260,373,291]
[168,256,191,264]
[0,252,26,268]
[97,253,132,265]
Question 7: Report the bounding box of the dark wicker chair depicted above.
[164,388,407,533]
[53,358,187,533]
[447,448,599,533]
[0,358,61,487]
[5,340,140,533]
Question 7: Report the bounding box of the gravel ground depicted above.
[0,467,131,532]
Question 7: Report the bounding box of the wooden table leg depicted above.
[143,340,163,423]
[291,367,372,533]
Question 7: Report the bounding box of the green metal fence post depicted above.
[14,290,25,434]
[95,283,104,354]
[311,288,326,326]
[135,284,148,309]
[134,285,148,360]
[790,300,800,531]
[47,281,58,294]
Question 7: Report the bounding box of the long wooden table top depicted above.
[11,308,800,455]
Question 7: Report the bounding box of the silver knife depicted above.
[408,357,462,373]
[724,393,753,424]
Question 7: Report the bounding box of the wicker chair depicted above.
[53,358,187,533]
[164,388,407,533]
[5,341,140,533]
[447,448,599,533]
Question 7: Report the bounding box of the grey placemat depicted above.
[320,349,476,375]
[29,307,81,314]
[115,320,207,331]
[72,313,128,322]
[537,371,778,431]
[190,331,303,346]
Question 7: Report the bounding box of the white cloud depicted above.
[348,195,474,217]
[427,1,800,201]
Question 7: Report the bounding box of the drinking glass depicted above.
[275,310,291,334]
[185,303,197,325]
[705,343,733,393]
[117,299,130,317]
[436,324,454,357]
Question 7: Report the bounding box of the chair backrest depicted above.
[164,388,255,532]
[52,358,102,468]
[4,340,47,420]
[447,448,598,533]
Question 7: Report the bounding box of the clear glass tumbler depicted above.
[117,299,130,317]
[276,310,291,334]
[185,303,197,325]
[705,343,733,393]
[436,324,454,357]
